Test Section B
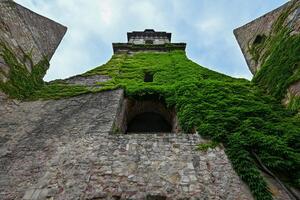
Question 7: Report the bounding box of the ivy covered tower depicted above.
[1,1,300,200]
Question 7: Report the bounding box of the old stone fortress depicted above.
[0,0,300,200]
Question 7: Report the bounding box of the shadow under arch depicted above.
[113,94,181,134]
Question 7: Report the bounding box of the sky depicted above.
[15,0,289,81]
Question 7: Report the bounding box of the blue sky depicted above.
[15,0,288,81]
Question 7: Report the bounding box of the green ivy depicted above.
[0,42,48,99]
[0,4,299,199]
[197,141,219,151]
[251,1,300,111]
[1,44,300,199]
[78,51,299,199]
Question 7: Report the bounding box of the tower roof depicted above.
[127,29,172,42]
[113,29,185,54]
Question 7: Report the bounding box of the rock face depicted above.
[0,89,254,200]
[0,0,66,82]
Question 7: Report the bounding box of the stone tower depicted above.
[0,4,254,196]
[113,29,186,54]
[234,0,300,109]
[0,0,66,83]
[0,1,299,200]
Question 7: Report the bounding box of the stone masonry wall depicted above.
[234,1,289,75]
[234,0,300,108]
[0,88,256,200]
[0,0,66,82]
[0,90,123,199]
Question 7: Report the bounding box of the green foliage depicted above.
[1,40,299,199]
[0,42,117,100]
[81,51,300,199]
[197,141,219,151]
[0,4,299,198]
[288,95,300,111]
[251,2,300,111]
[0,42,49,99]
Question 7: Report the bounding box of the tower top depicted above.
[113,29,186,54]
[127,29,172,44]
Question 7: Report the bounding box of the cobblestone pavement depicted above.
[0,90,253,200]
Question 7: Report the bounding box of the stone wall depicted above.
[234,1,289,74]
[129,38,170,45]
[0,0,66,82]
[234,0,300,108]
[0,87,256,200]
[0,90,123,199]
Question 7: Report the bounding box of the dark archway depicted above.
[253,34,266,45]
[112,95,182,134]
[127,112,172,133]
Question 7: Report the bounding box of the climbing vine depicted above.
[1,42,299,199]
[250,1,300,111]
[0,42,48,99]
[0,3,299,199]
[80,51,299,200]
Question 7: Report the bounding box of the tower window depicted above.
[144,72,153,82]
[145,40,153,44]
[253,34,266,45]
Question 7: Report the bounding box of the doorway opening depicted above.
[127,112,171,133]
[113,94,181,134]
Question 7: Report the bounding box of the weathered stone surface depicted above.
[0,2,295,199]
[234,0,300,109]
[234,0,300,75]
[0,0,66,81]
[64,75,111,86]
[0,88,255,200]
[0,90,123,199]
[283,80,300,105]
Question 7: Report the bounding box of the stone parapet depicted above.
[112,43,186,54]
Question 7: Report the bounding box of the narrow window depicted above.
[145,40,153,44]
[144,72,153,82]
[253,34,266,45]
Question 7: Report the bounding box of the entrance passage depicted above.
[127,112,172,133]
[112,94,182,134]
